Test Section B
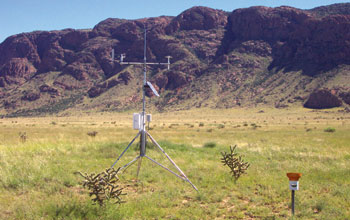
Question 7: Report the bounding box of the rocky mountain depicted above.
[0,3,349,116]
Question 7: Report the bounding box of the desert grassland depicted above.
[0,107,349,219]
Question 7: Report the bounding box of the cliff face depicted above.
[0,4,349,116]
[219,6,350,75]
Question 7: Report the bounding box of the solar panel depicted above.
[146,81,160,97]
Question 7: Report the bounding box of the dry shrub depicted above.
[77,168,126,206]
[87,131,98,137]
[221,145,250,182]
[19,132,27,142]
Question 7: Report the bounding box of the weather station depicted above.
[110,25,198,191]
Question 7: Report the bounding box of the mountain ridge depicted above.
[0,3,350,116]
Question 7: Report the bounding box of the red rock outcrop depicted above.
[118,71,132,85]
[339,91,350,105]
[304,89,343,109]
[166,6,227,33]
[166,70,191,89]
[60,29,90,50]
[219,6,350,75]
[154,74,168,90]
[309,3,350,17]
[39,84,60,96]
[0,33,41,66]
[88,80,117,98]
[93,18,128,37]
[21,92,40,101]
[271,14,350,74]
[87,71,132,98]
[0,58,36,86]
[228,6,310,42]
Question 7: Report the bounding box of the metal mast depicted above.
[110,26,198,191]
[139,25,147,175]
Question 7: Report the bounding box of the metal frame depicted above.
[110,26,198,191]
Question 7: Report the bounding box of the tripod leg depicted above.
[136,157,143,179]
[146,132,198,191]
[111,132,140,168]
[144,155,186,181]
[120,155,140,172]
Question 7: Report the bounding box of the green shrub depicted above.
[324,127,336,133]
[203,142,216,148]
[313,200,327,213]
[218,124,225,129]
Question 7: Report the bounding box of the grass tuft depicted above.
[203,141,217,148]
[324,127,336,132]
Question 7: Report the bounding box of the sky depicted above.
[1,0,349,43]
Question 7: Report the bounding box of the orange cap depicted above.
[287,173,302,181]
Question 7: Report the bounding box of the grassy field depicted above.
[0,107,349,219]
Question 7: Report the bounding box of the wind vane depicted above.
[110,25,198,191]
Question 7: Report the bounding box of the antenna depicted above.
[110,26,197,191]
[111,49,115,63]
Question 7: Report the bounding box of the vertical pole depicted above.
[140,131,145,156]
[291,190,295,216]
[140,25,147,157]
[136,157,142,179]
[111,49,115,68]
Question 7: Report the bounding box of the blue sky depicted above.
[1,0,349,43]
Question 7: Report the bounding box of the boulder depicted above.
[22,92,40,101]
[339,91,350,105]
[304,89,342,109]
[154,74,168,89]
[166,71,188,89]
[118,71,132,85]
[39,84,60,96]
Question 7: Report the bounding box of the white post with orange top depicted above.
[287,173,302,216]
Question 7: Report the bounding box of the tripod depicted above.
[110,26,198,191]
